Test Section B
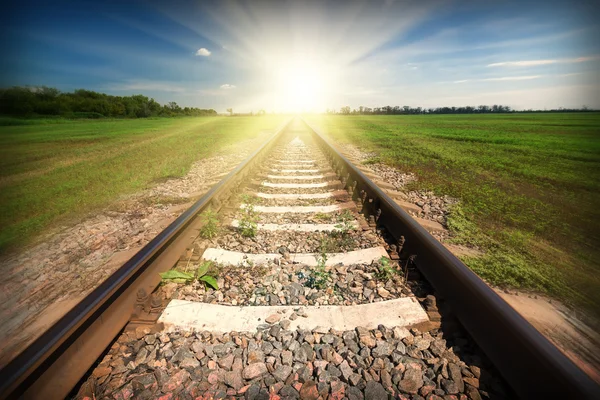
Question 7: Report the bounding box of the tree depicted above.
[226,108,233,116]
[340,106,351,115]
[167,101,180,111]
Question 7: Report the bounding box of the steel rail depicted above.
[304,118,600,399]
[0,118,292,399]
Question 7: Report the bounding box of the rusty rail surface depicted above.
[0,119,292,400]
[304,118,600,399]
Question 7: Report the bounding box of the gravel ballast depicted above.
[77,325,510,399]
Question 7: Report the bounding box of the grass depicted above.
[307,113,600,318]
[199,208,220,239]
[0,116,80,126]
[0,116,286,255]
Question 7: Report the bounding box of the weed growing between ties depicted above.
[306,239,332,290]
[239,194,259,238]
[313,212,329,221]
[200,208,220,239]
[160,260,219,290]
[332,210,355,249]
[375,256,398,282]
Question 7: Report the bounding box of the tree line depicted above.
[2,86,595,118]
[329,105,595,115]
[0,86,217,118]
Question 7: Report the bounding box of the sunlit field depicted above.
[308,113,600,318]
[0,116,286,255]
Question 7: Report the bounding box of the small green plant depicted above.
[239,194,259,238]
[159,269,195,284]
[200,208,219,239]
[332,210,355,249]
[334,210,354,235]
[306,239,332,289]
[160,261,219,290]
[314,212,329,221]
[375,256,397,281]
[195,261,219,289]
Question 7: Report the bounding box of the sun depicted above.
[277,63,322,111]
[270,59,332,113]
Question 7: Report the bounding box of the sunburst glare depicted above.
[270,58,334,112]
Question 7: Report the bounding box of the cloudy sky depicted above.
[1,0,599,112]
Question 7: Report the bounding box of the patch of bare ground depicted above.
[0,135,268,368]
[335,141,600,384]
[496,290,600,384]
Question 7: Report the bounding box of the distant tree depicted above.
[340,106,351,115]
[226,108,233,116]
[37,86,60,100]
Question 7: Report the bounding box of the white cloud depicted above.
[556,72,583,77]
[488,60,556,67]
[195,48,211,56]
[487,56,599,67]
[453,76,541,83]
[220,84,236,89]
[482,75,541,81]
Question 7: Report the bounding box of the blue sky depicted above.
[1,0,599,112]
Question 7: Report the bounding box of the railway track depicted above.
[1,118,599,399]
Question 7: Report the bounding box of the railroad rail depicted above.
[0,117,598,399]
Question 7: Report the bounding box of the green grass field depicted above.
[307,113,600,317]
[0,116,287,255]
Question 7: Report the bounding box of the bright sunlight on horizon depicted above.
[267,56,337,113]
